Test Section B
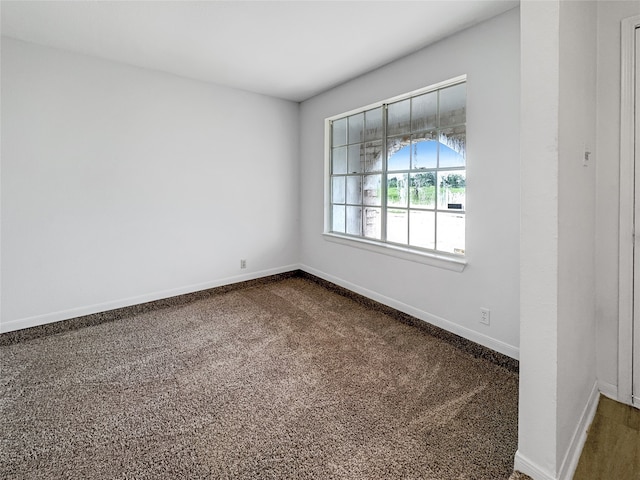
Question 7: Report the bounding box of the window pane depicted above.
[409,210,435,249]
[348,113,364,144]
[412,91,437,131]
[365,141,383,172]
[438,170,466,211]
[332,146,347,174]
[439,126,466,168]
[439,83,466,127]
[365,107,383,141]
[387,209,408,244]
[346,175,362,204]
[437,212,465,254]
[411,131,438,170]
[332,205,345,233]
[387,99,411,136]
[346,206,362,235]
[332,176,345,204]
[387,135,411,171]
[328,79,465,256]
[332,118,347,147]
[387,173,408,207]
[409,172,436,209]
[363,174,382,206]
[364,207,382,239]
[347,144,364,173]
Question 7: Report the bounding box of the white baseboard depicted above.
[513,381,600,480]
[4,262,520,361]
[513,451,555,480]
[299,264,519,359]
[0,264,301,334]
[597,380,618,401]
[557,381,600,480]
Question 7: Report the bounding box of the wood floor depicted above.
[573,395,640,480]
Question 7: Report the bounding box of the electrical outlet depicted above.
[240,259,247,269]
[480,308,490,325]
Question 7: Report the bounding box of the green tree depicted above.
[410,172,436,188]
[441,174,465,189]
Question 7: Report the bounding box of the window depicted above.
[327,76,467,258]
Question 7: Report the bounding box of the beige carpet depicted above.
[509,472,533,480]
[1,276,519,479]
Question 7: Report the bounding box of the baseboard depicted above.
[597,380,618,402]
[557,381,600,480]
[513,451,555,480]
[299,264,519,360]
[513,382,600,480]
[0,264,301,334]
[4,262,520,361]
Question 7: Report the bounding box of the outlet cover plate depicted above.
[480,308,490,325]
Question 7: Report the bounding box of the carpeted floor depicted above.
[1,276,519,479]
[509,472,533,480]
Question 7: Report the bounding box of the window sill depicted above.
[322,233,467,272]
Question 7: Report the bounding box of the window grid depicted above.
[329,79,466,256]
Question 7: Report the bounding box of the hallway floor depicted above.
[573,395,640,479]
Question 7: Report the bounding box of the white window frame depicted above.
[323,75,468,272]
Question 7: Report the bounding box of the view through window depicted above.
[328,78,466,256]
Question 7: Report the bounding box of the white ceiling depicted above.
[1,1,518,102]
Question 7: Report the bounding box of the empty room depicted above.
[2,1,639,479]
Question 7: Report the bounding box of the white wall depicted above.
[556,0,598,477]
[517,2,560,477]
[595,0,640,399]
[517,2,599,479]
[299,8,520,358]
[0,38,300,332]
